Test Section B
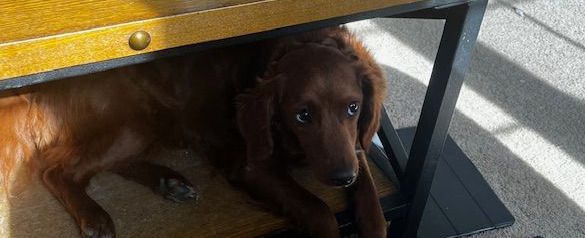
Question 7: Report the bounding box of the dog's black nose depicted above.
[330,169,356,186]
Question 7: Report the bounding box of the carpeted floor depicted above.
[347,0,585,237]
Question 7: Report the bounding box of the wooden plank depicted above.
[0,0,260,44]
[0,150,396,237]
[0,0,418,81]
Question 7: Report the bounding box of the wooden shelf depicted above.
[0,150,396,237]
[0,0,417,81]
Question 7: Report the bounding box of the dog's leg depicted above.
[113,162,197,203]
[349,154,387,238]
[243,166,340,238]
[42,165,115,238]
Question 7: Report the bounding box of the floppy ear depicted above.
[349,38,387,152]
[320,27,387,151]
[235,77,281,164]
[358,67,386,152]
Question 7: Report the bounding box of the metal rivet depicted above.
[128,31,151,51]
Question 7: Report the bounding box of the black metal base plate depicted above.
[396,127,514,238]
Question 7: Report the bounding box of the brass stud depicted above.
[128,31,151,51]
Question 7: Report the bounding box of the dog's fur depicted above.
[0,59,199,238]
[0,26,387,238]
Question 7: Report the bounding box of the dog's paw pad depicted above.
[158,178,198,203]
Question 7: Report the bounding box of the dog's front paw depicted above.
[79,213,115,238]
[157,177,198,203]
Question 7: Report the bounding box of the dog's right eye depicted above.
[295,109,311,124]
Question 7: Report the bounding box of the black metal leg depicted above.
[377,107,409,181]
[398,1,488,237]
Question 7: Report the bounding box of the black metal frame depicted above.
[377,1,487,237]
[0,0,490,237]
[265,1,490,237]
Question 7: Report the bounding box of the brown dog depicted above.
[0,26,386,238]
[0,59,199,238]
[188,26,388,237]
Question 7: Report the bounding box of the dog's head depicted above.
[237,28,386,187]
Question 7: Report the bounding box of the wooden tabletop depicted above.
[0,0,418,82]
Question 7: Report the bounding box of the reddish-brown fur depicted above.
[192,26,388,238]
[0,26,387,238]
[0,60,199,238]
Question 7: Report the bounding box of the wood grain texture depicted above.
[0,0,262,44]
[0,0,417,81]
[0,150,396,237]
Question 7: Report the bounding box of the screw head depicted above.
[128,31,151,51]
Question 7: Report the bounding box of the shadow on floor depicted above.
[371,14,585,166]
[351,2,585,236]
[380,64,585,237]
[493,0,585,52]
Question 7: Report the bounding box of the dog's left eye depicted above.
[347,103,359,116]
[296,109,311,124]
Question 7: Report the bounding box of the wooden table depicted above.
[0,0,417,86]
[0,0,514,237]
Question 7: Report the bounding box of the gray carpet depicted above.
[347,0,585,237]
